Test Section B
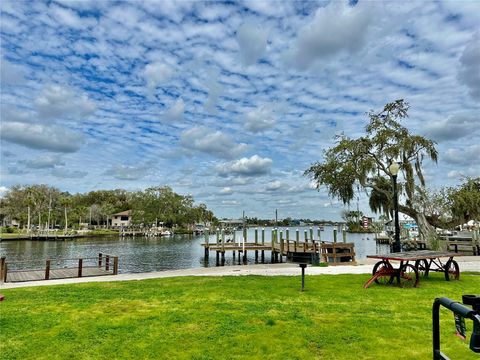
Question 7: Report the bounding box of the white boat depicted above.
[161,230,172,236]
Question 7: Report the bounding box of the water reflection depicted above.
[0,226,390,273]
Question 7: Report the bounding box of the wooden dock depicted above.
[201,227,355,266]
[1,253,118,283]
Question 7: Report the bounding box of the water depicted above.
[0,226,390,273]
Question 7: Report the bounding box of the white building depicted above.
[110,210,132,228]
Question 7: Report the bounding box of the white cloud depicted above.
[144,62,174,93]
[165,98,185,121]
[266,180,282,191]
[219,187,233,195]
[104,163,151,180]
[216,155,273,177]
[35,85,96,121]
[51,168,88,178]
[236,21,268,66]
[204,68,224,113]
[0,186,8,198]
[425,113,479,142]
[458,33,480,100]
[21,154,64,169]
[286,1,375,69]
[50,3,97,29]
[244,106,276,132]
[180,127,247,159]
[0,122,84,153]
[1,58,27,84]
[443,144,480,166]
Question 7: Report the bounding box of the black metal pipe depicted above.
[392,174,401,253]
[433,297,480,359]
[299,263,307,291]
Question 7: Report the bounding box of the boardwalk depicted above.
[6,267,113,282]
[1,253,118,283]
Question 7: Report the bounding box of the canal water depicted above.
[0,226,390,273]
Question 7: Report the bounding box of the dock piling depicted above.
[113,257,119,275]
[0,257,5,284]
[78,258,83,277]
[45,260,50,280]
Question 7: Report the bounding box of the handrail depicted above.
[5,255,116,264]
[2,253,119,282]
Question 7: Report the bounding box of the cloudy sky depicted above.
[1,1,479,220]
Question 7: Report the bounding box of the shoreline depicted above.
[1,257,479,289]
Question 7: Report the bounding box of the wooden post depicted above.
[310,227,314,241]
[318,227,321,241]
[296,229,299,242]
[106,255,110,271]
[255,228,258,244]
[304,229,308,244]
[113,257,119,275]
[0,257,5,283]
[204,230,209,246]
[45,260,50,280]
[271,229,275,252]
[280,232,284,262]
[3,263,7,283]
[342,228,347,243]
[78,258,83,277]
[262,228,265,245]
[98,253,103,268]
[286,228,290,241]
[333,229,337,243]
[216,228,220,246]
[221,229,225,252]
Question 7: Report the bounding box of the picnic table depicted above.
[363,250,462,288]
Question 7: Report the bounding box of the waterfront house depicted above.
[110,210,132,228]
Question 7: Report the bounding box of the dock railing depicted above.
[1,253,118,283]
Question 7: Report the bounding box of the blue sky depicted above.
[1,0,479,220]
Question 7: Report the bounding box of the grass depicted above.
[1,273,479,359]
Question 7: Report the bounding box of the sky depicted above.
[0,0,479,221]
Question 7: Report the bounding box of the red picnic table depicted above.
[363,250,462,288]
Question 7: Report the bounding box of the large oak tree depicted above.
[305,100,439,242]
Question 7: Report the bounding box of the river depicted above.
[0,226,390,273]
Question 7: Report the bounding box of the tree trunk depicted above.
[399,205,437,247]
[414,212,436,243]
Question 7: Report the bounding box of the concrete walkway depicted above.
[1,257,479,289]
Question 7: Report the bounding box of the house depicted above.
[110,210,132,228]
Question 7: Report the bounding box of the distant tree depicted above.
[449,177,480,224]
[305,100,438,242]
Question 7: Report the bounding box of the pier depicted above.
[201,227,356,266]
[0,253,118,283]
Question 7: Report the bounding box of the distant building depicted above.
[110,210,132,228]
[362,216,373,229]
[219,219,244,229]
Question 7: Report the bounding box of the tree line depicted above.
[0,185,217,231]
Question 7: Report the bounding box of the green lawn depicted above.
[1,273,479,359]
